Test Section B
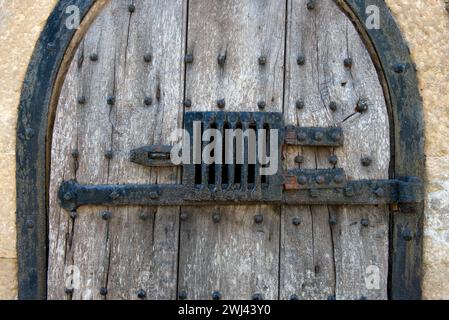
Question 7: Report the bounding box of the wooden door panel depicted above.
[49,0,186,299]
[178,0,286,300]
[281,0,389,300]
[49,0,391,300]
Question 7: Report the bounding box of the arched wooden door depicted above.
[45,0,421,300]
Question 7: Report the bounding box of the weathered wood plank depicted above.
[105,0,186,300]
[49,0,186,300]
[178,0,286,300]
[281,0,389,300]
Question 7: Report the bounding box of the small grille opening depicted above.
[208,123,217,185]
[248,121,257,185]
[234,121,243,185]
[194,121,204,185]
[261,123,270,185]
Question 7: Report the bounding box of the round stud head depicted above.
[64,287,74,294]
[331,131,342,142]
[217,99,226,109]
[345,187,355,197]
[356,98,369,113]
[298,175,308,185]
[100,287,108,296]
[296,99,305,110]
[71,149,79,159]
[297,131,307,142]
[290,294,300,300]
[212,213,221,223]
[105,150,113,160]
[144,53,152,63]
[70,211,78,220]
[316,175,325,184]
[297,54,306,65]
[257,101,266,110]
[374,188,385,198]
[334,175,345,184]
[294,155,304,164]
[110,191,120,200]
[361,218,370,227]
[361,157,372,167]
[292,217,302,226]
[77,96,87,105]
[211,291,222,300]
[89,53,98,61]
[64,192,74,201]
[139,212,148,221]
[180,212,188,221]
[344,58,353,68]
[183,99,192,108]
[254,214,264,224]
[102,211,112,220]
[307,0,315,10]
[329,101,338,112]
[329,216,337,226]
[137,289,147,299]
[25,128,35,140]
[107,96,116,106]
[393,63,406,74]
[144,96,153,106]
[185,54,194,63]
[314,131,324,141]
[258,56,267,65]
[178,290,188,300]
[328,155,338,165]
[252,293,263,300]
[403,230,413,242]
[128,4,136,13]
[217,53,226,66]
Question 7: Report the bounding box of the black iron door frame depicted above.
[16,0,425,300]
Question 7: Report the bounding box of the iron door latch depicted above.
[58,112,423,211]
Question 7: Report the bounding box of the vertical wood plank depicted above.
[281,0,390,300]
[178,0,286,300]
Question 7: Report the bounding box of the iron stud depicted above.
[361,157,372,167]
[149,191,159,200]
[180,212,188,221]
[212,213,221,223]
[64,192,74,201]
[252,293,263,300]
[128,4,135,13]
[70,211,78,219]
[258,56,267,65]
[107,96,116,106]
[297,54,306,65]
[71,149,79,159]
[297,131,307,141]
[356,98,369,113]
[254,214,264,224]
[296,99,305,110]
[329,101,338,112]
[331,131,342,142]
[314,265,320,274]
[361,218,370,227]
[144,53,152,63]
[217,53,226,66]
[25,128,35,140]
[185,54,194,63]
[217,99,226,109]
[183,99,192,108]
[144,96,153,106]
[179,290,188,300]
[89,53,98,62]
[139,212,148,221]
[393,63,406,74]
[102,211,112,220]
[26,220,35,229]
[290,294,299,300]
[345,187,355,197]
[105,150,113,160]
[327,295,336,301]
[257,101,266,110]
[212,291,222,300]
[314,132,324,141]
[65,287,74,294]
[328,155,338,165]
[77,96,87,105]
[329,216,337,226]
[334,175,345,184]
[307,0,315,10]
[403,229,413,242]
[100,287,108,296]
[292,217,302,226]
[137,289,147,299]
[298,175,308,185]
[294,155,304,164]
[316,175,325,184]
[344,58,353,68]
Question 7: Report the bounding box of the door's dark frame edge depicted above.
[16,0,425,300]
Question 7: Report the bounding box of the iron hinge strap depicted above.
[59,177,423,211]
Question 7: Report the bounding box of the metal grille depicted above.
[183,112,284,202]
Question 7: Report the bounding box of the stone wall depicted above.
[0,0,448,299]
